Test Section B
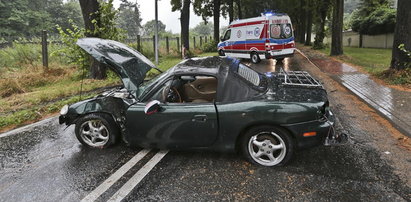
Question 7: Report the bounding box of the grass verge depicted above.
[0,51,218,132]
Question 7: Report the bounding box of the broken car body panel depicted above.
[60,39,337,154]
[77,38,161,95]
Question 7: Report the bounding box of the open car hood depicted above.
[77,38,161,92]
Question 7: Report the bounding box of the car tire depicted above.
[218,49,225,56]
[251,52,261,64]
[75,113,119,149]
[241,126,294,166]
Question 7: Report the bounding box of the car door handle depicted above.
[192,115,207,122]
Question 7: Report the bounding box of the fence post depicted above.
[41,30,48,70]
[137,35,141,51]
[152,35,156,55]
[193,36,196,49]
[205,36,207,43]
[176,37,180,54]
[200,36,203,47]
[166,37,169,54]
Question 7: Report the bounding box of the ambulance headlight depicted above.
[60,105,69,115]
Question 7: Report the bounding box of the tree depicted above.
[390,0,411,70]
[350,0,395,35]
[142,20,166,36]
[304,0,314,46]
[79,0,100,37]
[192,21,213,36]
[313,0,331,49]
[171,0,191,54]
[330,0,343,55]
[193,0,221,42]
[78,0,123,79]
[117,0,142,37]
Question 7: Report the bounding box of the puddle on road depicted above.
[244,58,300,73]
[311,58,357,74]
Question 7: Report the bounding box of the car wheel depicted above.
[75,113,119,148]
[218,49,225,56]
[251,52,261,64]
[241,126,294,166]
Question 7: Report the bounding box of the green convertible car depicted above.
[59,38,340,166]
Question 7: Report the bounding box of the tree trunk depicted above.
[228,0,234,23]
[330,0,343,56]
[213,0,221,43]
[79,0,100,37]
[79,0,106,79]
[237,0,242,19]
[390,0,411,70]
[299,0,306,44]
[305,5,313,46]
[181,0,190,52]
[313,0,330,49]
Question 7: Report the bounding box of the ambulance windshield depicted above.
[270,24,293,39]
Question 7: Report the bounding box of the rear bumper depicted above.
[282,110,335,149]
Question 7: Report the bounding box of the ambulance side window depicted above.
[222,29,231,41]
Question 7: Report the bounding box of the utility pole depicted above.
[155,0,159,65]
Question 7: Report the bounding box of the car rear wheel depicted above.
[250,52,261,64]
[75,113,119,148]
[241,126,294,166]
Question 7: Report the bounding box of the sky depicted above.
[113,0,230,34]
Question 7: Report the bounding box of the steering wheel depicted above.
[162,86,182,103]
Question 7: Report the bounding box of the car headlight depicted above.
[60,105,69,115]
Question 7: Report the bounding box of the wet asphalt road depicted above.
[1,53,411,201]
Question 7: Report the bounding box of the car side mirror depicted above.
[144,100,161,115]
[220,36,223,42]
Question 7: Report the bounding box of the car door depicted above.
[125,77,218,149]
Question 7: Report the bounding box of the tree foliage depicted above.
[116,0,143,37]
[351,6,396,35]
[351,0,396,35]
[0,0,83,39]
[191,22,214,36]
[142,20,167,37]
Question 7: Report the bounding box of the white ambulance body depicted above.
[217,13,295,63]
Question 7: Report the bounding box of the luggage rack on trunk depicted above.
[278,68,322,87]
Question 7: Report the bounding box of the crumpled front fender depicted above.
[59,96,130,134]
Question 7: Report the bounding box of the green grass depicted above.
[319,46,392,74]
[0,50,222,131]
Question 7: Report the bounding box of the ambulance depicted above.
[218,12,295,64]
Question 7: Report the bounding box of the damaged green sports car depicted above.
[59,38,340,166]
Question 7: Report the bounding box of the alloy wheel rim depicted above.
[248,131,286,166]
[252,54,258,63]
[79,120,109,147]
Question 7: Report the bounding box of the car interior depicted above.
[161,75,217,103]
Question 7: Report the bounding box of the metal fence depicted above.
[0,31,214,69]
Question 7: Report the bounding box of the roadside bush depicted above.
[0,43,41,68]
[201,40,217,53]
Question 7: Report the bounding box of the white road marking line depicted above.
[108,150,169,202]
[81,149,151,202]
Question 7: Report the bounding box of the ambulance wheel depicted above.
[251,52,261,64]
[218,50,225,56]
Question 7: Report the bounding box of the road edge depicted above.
[296,48,411,138]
